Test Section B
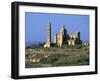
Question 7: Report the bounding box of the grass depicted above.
[25,45,89,68]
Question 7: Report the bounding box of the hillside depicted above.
[25,45,89,68]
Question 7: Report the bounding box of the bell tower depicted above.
[44,20,51,48]
[47,20,51,45]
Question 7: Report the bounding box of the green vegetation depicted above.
[25,45,89,68]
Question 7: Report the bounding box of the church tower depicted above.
[44,20,51,48]
[47,20,51,45]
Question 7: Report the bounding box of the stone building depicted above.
[44,21,81,48]
[54,25,68,47]
[54,25,81,46]
[68,32,81,46]
[44,21,51,48]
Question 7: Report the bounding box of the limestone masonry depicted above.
[44,21,82,48]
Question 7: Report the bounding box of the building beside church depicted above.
[44,21,82,48]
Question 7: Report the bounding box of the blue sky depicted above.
[25,12,89,46]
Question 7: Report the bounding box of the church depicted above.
[44,21,82,48]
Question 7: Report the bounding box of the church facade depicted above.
[44,21,82,48]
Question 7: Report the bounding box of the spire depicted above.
[62,25,65,29]
[61,25,65,32]
[48,20,51,25]
[60,25,64,34]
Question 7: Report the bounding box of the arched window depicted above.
[71,37,74,40]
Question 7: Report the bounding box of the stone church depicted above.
[44,21,81,48]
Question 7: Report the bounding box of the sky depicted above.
[25,12,89,46]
